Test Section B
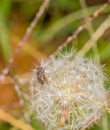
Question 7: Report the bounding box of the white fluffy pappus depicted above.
[24,50,107,130]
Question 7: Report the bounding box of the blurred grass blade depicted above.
[0,0,13,63]
[0,21,12,62]
[0,0,13,19]
[100,43,110,59]
[37,4,110,42]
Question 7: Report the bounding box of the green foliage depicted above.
[0,0,13,63]
[0,123,11,130]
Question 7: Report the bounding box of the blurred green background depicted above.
[0,0,110,130]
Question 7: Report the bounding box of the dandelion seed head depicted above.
[24,50,106,130]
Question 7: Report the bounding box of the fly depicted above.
[36,66,47,85]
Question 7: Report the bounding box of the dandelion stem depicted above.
[79,0,100,62]
[0,0,50,82]
[77,15,110,57]
[78,91,110,114]
[13,77,30,123]
[80,105,105,130]
[0,102,21,110]
[53,2,108,56]
[0,109,34,130]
